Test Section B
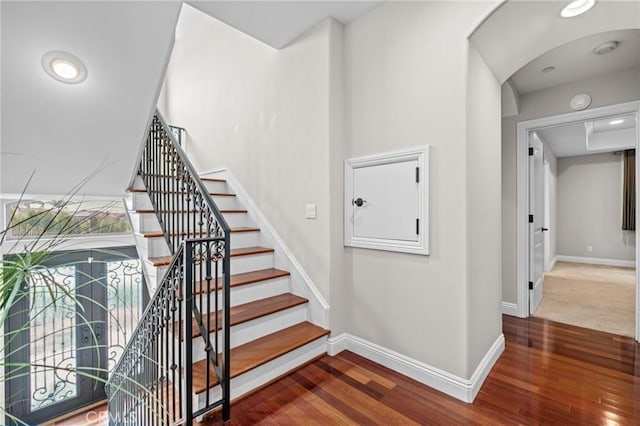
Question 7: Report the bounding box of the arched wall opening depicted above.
[469,0,640,341]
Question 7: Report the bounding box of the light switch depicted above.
[305,204,317,219]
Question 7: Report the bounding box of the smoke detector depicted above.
[570,93,592,111]
[592,41,619,55]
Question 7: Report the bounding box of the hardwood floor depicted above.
[51,316,639,425]
[200,315,639,425]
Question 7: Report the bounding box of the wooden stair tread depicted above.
[141,227,258,238]
[129,188,235,197]
[229,246,274,256]
[192,268,291,294]
[135,209,247,214]
[231,227,260,233]
[137,173,226,183]
[178,293,308,339]
[192,322,330,394]
[148,247,275,267]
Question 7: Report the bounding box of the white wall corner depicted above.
[501,302,519,317]
[501,79,520,118]
[548,255,558,271]
[326,333,505,403]
[201,167,331,329]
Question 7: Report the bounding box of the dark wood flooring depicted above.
[51,316,639,425]
[200,315,640,425]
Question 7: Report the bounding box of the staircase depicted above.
[107,112,329,424]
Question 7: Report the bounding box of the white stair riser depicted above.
[190,305,308,362]
[193,276,291,311]
[201,180,229,193]
[132,212,163,233]
[137,235,172,258]
[222,212,249,228]
[144,252,274,281]
[133,212,253,237]
[131,193,154,211]
[210,195,238,211]
[230,231,260,249]
[228,253,273,275]
[195,337,327,410]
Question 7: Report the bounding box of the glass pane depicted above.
[6,199,131,239]
[106,259,144,372]
[29,266,78,411]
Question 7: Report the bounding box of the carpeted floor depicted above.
[533,261,636,337]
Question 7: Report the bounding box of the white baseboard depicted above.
[327,333,504,403]
[555,255,635,268]
[501,301,519,317]
[546,255,558,272]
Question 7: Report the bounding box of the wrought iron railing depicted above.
[106,112,231,424]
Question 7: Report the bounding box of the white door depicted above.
[352,160,419,242]
[529,133,545,314]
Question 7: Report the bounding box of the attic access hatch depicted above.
[344,147,429,255]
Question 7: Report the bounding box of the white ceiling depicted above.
[471,0,640,85]
[1,1,181,196]
[511,29,640,94]
[0,0,380,198]
[537,113,637,158]
[187,1,381,49]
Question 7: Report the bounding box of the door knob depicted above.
[352,198,367,207]
[542,227,549,232]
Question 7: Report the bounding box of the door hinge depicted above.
[529,214,534,223]
[416,167,420,183]
[416,218,420,235]
[529,281,533,290]
[529,147,534,156]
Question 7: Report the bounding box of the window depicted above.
[5,199,131,240]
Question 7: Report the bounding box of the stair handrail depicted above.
[154,111,231,237]
[106,244,186,424]
[107,110,232,424]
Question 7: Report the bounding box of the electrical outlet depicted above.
[305,204,317,219]
[587,245,593,253]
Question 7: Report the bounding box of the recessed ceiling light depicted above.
[560,0,596,18]
[41,51,87,84]
[592,41,619,55]
[541,66,556,73]
[609,119,624,125]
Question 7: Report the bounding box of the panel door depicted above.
[4,246,146,425]
[529,133,545,314]
[352,159,419,242]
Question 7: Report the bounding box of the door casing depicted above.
[514,100,640,342]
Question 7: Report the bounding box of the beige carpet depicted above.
[533,261,636,337]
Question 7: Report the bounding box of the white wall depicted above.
[344,1,500,379]
[557,153,635,261]
[466,44,502,375]
[163,1,503,384]
[502,68,640,303]
[159,5,335,302]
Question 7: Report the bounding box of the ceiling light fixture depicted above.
[42,51,87,84]
[570,93,592,111]
[592,40,619,55]
[541,66,556,73]
[609,119,624,125]
[560,0,596,18]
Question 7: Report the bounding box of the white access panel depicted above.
[353,161,419,241]
[345,147,429,255]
